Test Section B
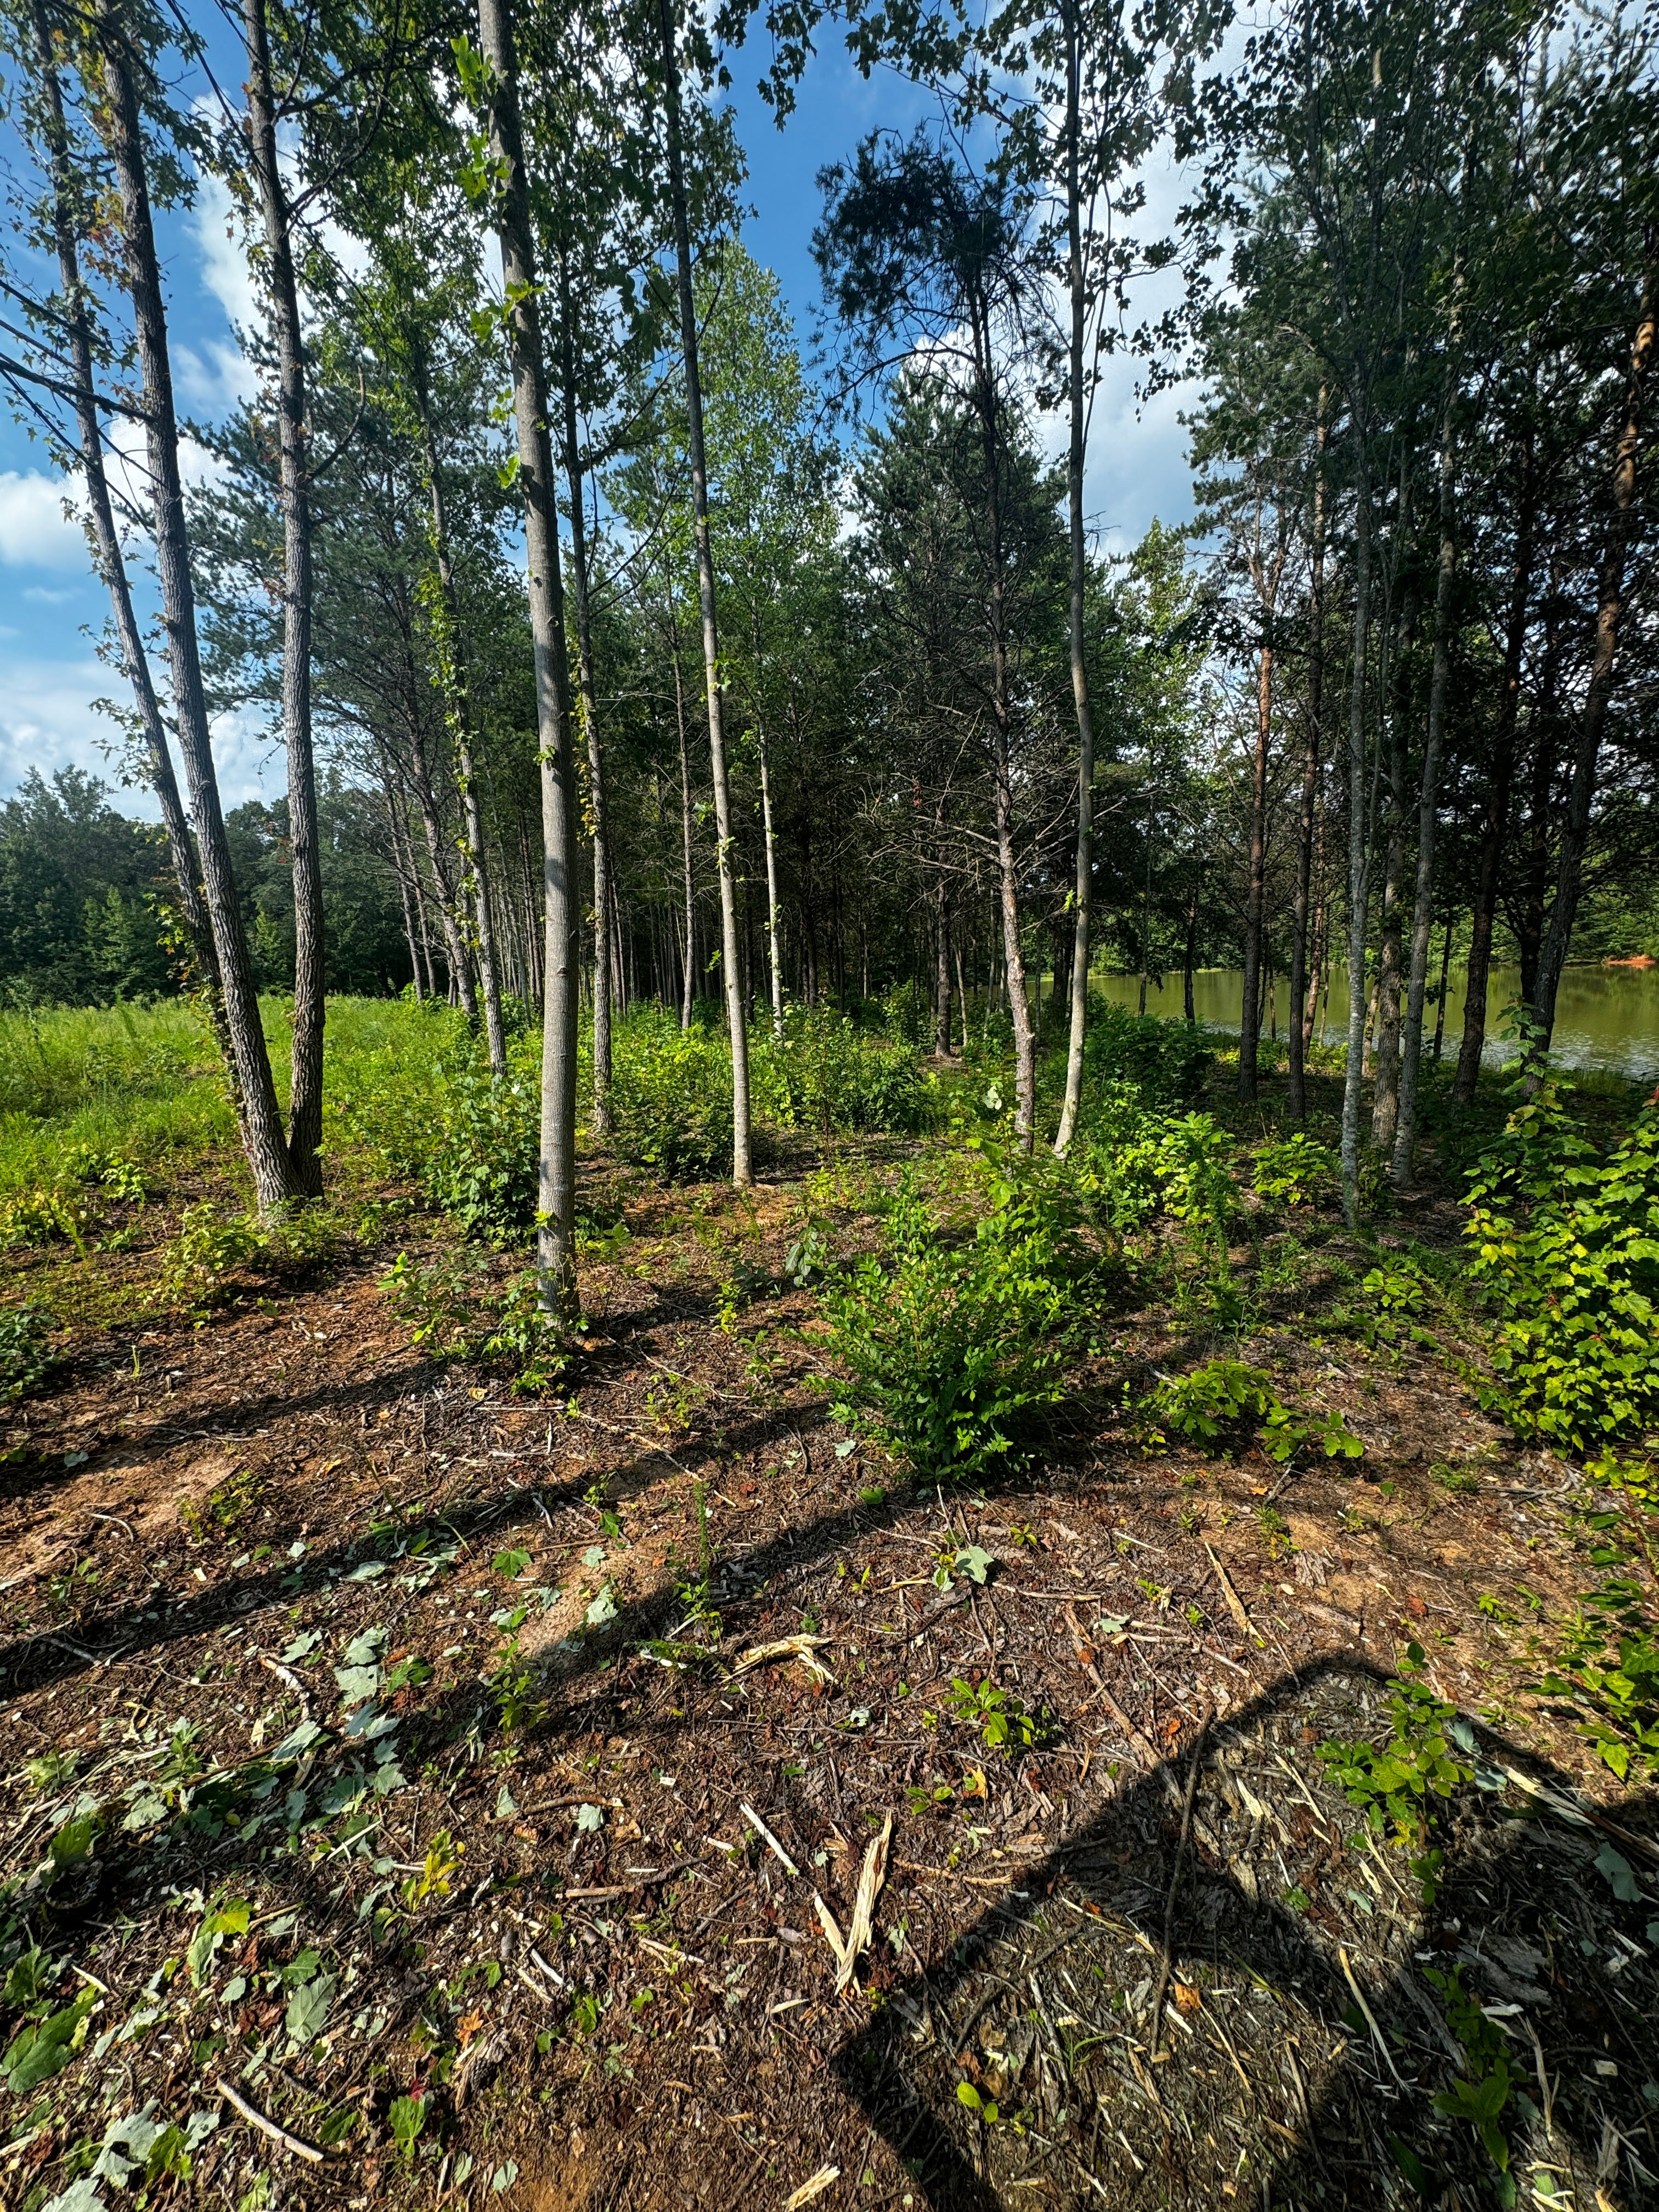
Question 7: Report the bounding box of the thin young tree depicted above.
[461,0,581,1315]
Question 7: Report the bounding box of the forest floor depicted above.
[2,1044,1657,2212]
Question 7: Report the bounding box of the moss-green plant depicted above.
[0,1303,54,1402]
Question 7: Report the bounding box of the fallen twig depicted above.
[740,1801,799,1877]
[215,2078,324,2164]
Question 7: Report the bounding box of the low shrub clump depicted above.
[1081,1001,1214,1105]
[609,1011,734,1179]
[0,1304,55,1401]
[751,1003,936,1137]
[823,1160,1099,1482]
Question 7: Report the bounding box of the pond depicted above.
[1088,962,1659,1084]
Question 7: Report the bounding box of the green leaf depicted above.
[284,1972,337,2046]
[3,1989,95,2093]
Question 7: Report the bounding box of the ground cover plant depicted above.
[2,996,1657,2212]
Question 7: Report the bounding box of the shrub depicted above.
[1147,1355,1363,1463]
[752,1004,935,1136]
[1252,1131,1339,1209]
[610,1010,733,1179]
[154,1204,262,1314]
[423,1068,539,1242]
[1082,1001,1214,1105]
[0,1304,54,1402]
[1464,1080,1659,1452]
[822,1165,1086,1481]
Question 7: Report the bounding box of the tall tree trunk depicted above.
[1287,396,1326,1121]
[668,596,696,1029]
[243,0,324,1194]
[1183,887,1198,1023]
[755,619,785,1037]
[658,0,752,1184]
[557,265,613,1132]
[1370,586,1414,1153]
[418,406,506,1074]
[973,335,1034,1146]
[405,716,478,1015]
[1238,633,1273,1097]
[475,0,579,1318]
[1530,240,1656,1062]
[98,4,295,1210]
[1054,0,1093,1157]
[1453,426,1534,1103]
[30,0,236,1090]
[1339,458,1374,1228]
[1392,373,1458,1184]
[934,881,952,1056]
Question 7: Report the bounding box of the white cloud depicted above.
[0,646,284,816]
[0,655,121,796]
[0,470,86,571]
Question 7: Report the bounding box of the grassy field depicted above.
[1,994,1655,2212]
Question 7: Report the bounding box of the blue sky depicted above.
[0,24,1197,815]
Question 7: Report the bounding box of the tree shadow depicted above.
[824,1655,1659,2209]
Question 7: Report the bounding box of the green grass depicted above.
[0,995,472,1205]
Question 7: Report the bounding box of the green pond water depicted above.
[1086,963,1659,1084]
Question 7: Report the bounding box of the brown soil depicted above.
[2,1167,1656,2212]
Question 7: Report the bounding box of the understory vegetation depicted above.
[3,991,1657,2210]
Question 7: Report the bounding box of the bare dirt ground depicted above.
[3,1156,1657,2212]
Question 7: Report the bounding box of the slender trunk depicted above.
[1393,373,1458,1184]
[406,719,478,1015]
[755,619,784,1036]
[98,5,294,1210]
[1238,634,1273,1096]
[1138,790,1154,1016]
[1183,887,1197,1023]
[953,937,968,1038]
[669,599,696,1029]
[30,0,236,1088]
[969,320,1035,1146]
[1055,0,1093,1156]
[382,771,421,998]
[244,0,324,1194]
[475,0,579,1318]
[934,881,951,1056]
[1431,910,1452,1063]
[557,266,612,1131]
[419,409,505,1074]
[658,0,751,1183]
[1454,426,1534,1103]
[1530,240,1656,1063]
[1287,396,1326,1121]
[1370,586,1414,1153]
[1339,458,1374,1228]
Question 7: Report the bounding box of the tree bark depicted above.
[1392,371,1457,1184]
[1530,239,1656,1062]
[1286,396,1326,1121]
[754,615,785,1037]
[30,0,237,1090]
[418,403,506,1075]
[1339,454,1374,1229]
[557,262,613,1132]
[1370,586,1414,1153]
[1054,0,1094,1158]
[98,4,296,1211]
[667,589,696,1029]
[1238,632,1273,1097]
[1453,426,1534,1103]
[243,0,325,1195]
[657,0,752,1184]
[475,0,580,1318]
